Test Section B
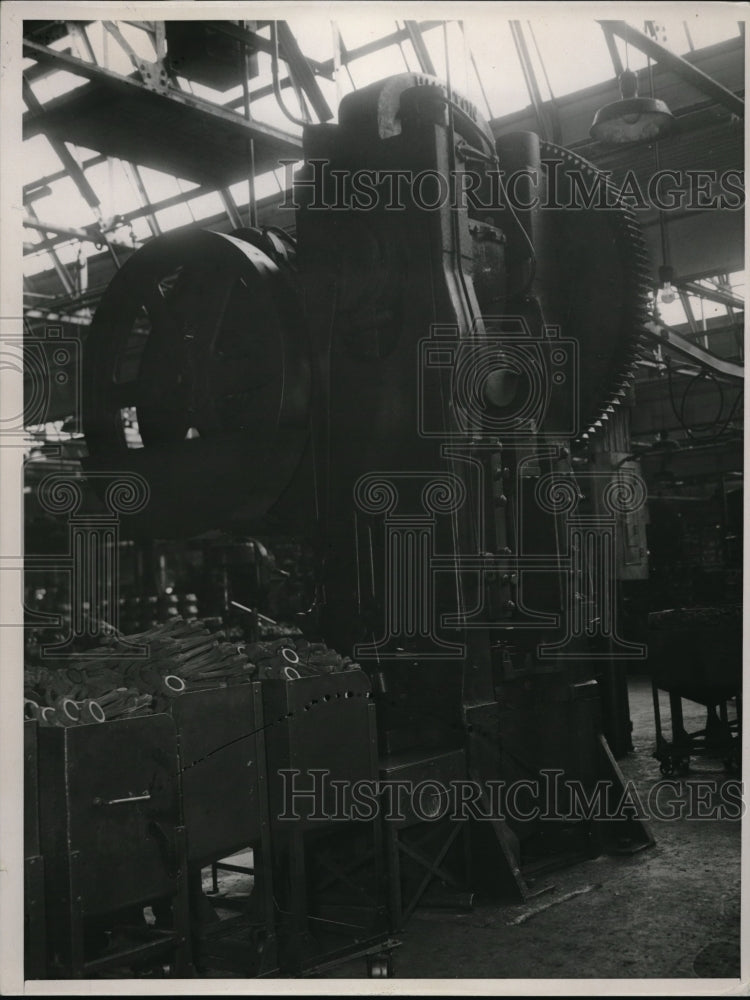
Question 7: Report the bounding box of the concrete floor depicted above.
[207,676,742,983]
[325,676,742,982]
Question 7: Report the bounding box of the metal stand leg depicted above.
[172,828,195,976]
[385,823,403,932]
[669,691,686,743]
[288,829,308,975]
[651,679,665,753]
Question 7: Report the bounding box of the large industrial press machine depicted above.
[29,73,655,978]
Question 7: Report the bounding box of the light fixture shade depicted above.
[590,96,675,144]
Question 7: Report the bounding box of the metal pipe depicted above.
[509,21,552,140]
[240,43,258,228]
[270,22,309,128]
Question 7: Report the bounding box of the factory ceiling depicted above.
[20,17,744,356]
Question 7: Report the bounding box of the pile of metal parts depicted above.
[247,637,361,679]
[24,620,362,725]
[24,617,252,725]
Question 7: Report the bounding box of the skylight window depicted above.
[21,16,745,307]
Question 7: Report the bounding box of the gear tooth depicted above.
[543,139,652,426]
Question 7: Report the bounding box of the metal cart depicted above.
[648,606,742,775]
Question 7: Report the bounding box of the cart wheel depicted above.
[659,759,674,777]
[367,953,393,978]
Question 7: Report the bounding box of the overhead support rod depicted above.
[599,22,625,77]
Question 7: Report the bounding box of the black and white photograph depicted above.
[0,2,745,994]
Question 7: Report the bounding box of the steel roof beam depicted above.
[600,20,744,117]
[599,22,625,77]
[22,39,302,151]
[25,204,75,296]
[643,320,744,382]
[207,20,333,79]
[404,20,436,75]
[315,20,443,76]
[24,216,136,252]
[676,280,744,311]
[23,76,102,211]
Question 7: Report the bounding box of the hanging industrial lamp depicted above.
[590,68,675,144]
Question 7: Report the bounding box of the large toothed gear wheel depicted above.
[536,140,652,439]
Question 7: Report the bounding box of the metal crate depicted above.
[261,671,390,974]
[169,683,278,976]
[170,684,267,864]
[262,670,376,830]
[37,714,192,977]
